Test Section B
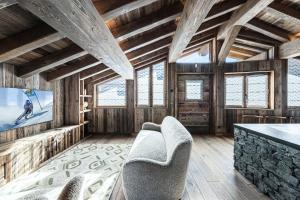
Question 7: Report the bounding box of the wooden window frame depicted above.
[95,77,127,108]
[135,60,167,108]
[224,71,274,110]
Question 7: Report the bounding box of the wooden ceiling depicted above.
[0,0,300,84]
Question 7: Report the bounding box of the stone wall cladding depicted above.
[234,127,300,200]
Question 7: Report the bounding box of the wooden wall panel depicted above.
[223,60,291,133]
[90,80,134,134]
[64,74,80,125]
[0,63,64,143]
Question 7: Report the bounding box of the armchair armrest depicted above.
[141,122,161,132]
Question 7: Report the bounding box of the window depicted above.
[247,75,268,108]
[96,77,126,106]
[225,73,271,109]
[185,80,203,100]
[225,76,244,106]
[288,58,300,107]
[152,62,165,105]
[137,67,150,106]
[136,61,165,106]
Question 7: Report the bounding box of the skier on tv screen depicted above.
[15,100,33,124]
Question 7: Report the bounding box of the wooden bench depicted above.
[0,125,81,186]
[241,115,294,124]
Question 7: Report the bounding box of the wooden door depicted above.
[176,74,211,134]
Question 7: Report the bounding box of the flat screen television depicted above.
[0,88,53,132]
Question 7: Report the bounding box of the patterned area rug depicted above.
[0,143,131,200]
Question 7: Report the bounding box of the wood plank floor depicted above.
[86,134,270,200]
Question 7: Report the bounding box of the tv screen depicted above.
[0,88,53,132]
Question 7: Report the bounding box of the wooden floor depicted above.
[86,134,270,200]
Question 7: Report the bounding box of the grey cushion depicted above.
[58,176,84,200]
[122,116,193,200]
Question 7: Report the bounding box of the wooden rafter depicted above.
[90,73,120,86]
[279,38,300,59]
[84,69,116,85]
[0,23,62,63]
[233,42,267,53]
[235,37,273,50]
[228,51,249,60]
[46,55,102,81]
[169,0,217,62]
[230,46,257,57]
[18,0,133,79]
[238,29,281,46]
[217,0,274,65]
[120,22,177,53]
[267,1,300,23]
[126,37,172,60]
[17,44,87,78]
[80,64,109,80]
[134,55,167,69]
[0,0,16,9]
[102,0,158,21]
[131,47,169,66]
[244,18,290,42]
[111,2,183,41]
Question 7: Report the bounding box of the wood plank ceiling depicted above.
[0,0,300,83]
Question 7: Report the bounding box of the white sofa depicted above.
[122,116,193,200]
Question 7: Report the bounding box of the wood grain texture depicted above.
[17,44,87,78]
[102,0,158,21]
[279,38,300,59]
[169,0,217,62]
[0,0,16,9]
[0,63,64,143]
[0,23,62,63]
[46,55,102,81]
[79,64,108,80]
[17,0,133,79]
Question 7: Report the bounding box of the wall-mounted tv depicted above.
[0,88,53,132]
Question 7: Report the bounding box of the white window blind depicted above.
[186,80,203,100]
[225,76,244,107]
[247,74,268,108]
[137,67,150,106]
[288,58,300,107]
[152,62,165,105]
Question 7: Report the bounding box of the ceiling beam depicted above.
[205,0,246,21]
[80,64,109,80]
[18,0,133,79]
[119,22,177,53]
[230,46,257,57]
[102,0,158,21]
[0,0,16,9]
[169,0,217,62]
[84,69,116,85]
[217,0,274,64]
[279,38,300,59]
[89,73,120,86]
[111,2,183,41]
[46,55,102,81]
[0,23,62,63]
[217,0,274,40]
[126,37,172,60]
[238,29,281,46]
[17,44,87,78]
[228,51,249,60]
[134,55,168,69]
[235,37,273,49]
[233,42,266,53]
[244,18,290,42]
[267,1,300,24]
[131,47,169,66]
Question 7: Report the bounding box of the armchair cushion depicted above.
[141,122,161,132]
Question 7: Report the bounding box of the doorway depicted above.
[176,74,212,134]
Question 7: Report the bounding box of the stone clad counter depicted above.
[234,124,300,200]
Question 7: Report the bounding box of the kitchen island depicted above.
[234,124,300,200]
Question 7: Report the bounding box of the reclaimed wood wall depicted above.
[89,80,134,134]
[223,60,290,133]
[0,63,64,143]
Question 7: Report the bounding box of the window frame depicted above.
[135,60,167,108]
[184,79,204,101]
[94,77,127,108]
[287,59,300,108]
[224,71,273,110]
